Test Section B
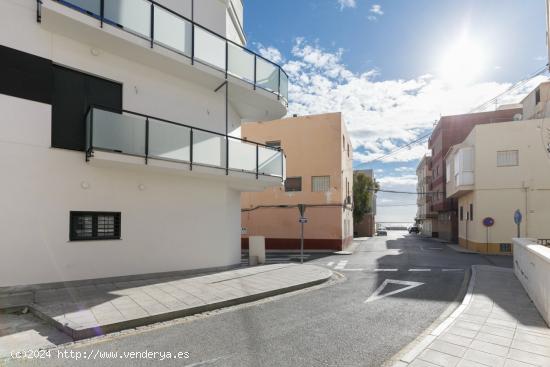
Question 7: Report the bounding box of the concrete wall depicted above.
[513,238,550,325]
[241,113,353,250]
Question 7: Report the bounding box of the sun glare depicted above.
[438,37,487,86]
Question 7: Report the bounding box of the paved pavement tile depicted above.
[402,266,550,367]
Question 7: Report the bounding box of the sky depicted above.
[244,0,549,224]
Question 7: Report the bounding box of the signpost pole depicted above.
[514,209,522,238]
[300,220,304,264]
[298,204,306,264]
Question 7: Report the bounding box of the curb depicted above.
[387,266,477,366]
[29,268,333,341]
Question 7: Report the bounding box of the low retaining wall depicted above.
[513,238,550,325]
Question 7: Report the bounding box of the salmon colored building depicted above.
[241,113,354,251]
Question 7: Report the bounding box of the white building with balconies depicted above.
[0,0,288,288]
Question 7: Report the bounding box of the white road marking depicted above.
[428,247,444,250]
[374,269,398,272]
[340,268,364,272]
[442,269,464,272]
[327,262,334,267]
[365,279,425,303]
[409,269,431,272]
[334,260,348,270]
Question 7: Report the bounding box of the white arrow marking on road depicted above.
[364,279,425,303]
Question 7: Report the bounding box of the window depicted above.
[536,88,541,105]
[347,143,350,158]
[460,206,463,221]
[266,140,281,149]
[312,176,330,192]
[497,150,519,167]
[470,203,473,221]
[343,135,345,148]
[285,177,302,192]
[446,162,451,183]
[70,211,121,241]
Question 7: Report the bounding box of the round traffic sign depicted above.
[482,217,495,227]
[514,209,522,225]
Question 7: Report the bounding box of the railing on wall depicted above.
[538,239,550,247]
[42,0,289,104]
[85,106,285,180]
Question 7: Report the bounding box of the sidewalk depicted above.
[394,265,550,367]
[1,264,331,343]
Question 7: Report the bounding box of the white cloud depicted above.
[370,4,384,15]
[278,39,548,165]
[337,0,356,10]
[377,175,418,187]
[257,45,283,64]
[367,4,383,21]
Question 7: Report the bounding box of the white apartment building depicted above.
[0,0,288,288]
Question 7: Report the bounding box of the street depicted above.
[7,232,512,367]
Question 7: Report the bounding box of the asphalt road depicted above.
[7,232,512,367]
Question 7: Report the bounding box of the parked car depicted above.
[376,227,388,236]
[408,226,419,234]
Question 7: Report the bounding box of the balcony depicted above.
[37,0,288,120]
[85,106,285,190]
[447,147,474,199]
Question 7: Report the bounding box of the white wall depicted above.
[0,0,256,287]
[0,94,242,287]
[513,238,550,325]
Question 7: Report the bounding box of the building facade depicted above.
[241,113,354,251]
[354,169,377,237]
[0,0,288,287]
[428,107,522,241]
[446,83,550,253]
[416,154,435,236]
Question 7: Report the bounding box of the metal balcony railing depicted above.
[85,106,285,180]
[41,0,289,104]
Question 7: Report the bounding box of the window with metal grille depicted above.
[285,177,302,192]
[70,211,121,241]
[500,243,511,253]
[497,150,519,167]
[312,176,330,192]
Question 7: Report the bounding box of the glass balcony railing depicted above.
[85,106,284,180]
[51,0,289,103]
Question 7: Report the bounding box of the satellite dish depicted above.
[513,113,523,121]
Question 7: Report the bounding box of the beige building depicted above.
[416,154,436,236]
[446,85,550,253]
[241,113,354,251]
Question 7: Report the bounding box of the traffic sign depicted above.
[482,217,495,227]
[299,217,308,224]
[514,209,522,225]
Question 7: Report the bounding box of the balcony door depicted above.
[52,66,122,151]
